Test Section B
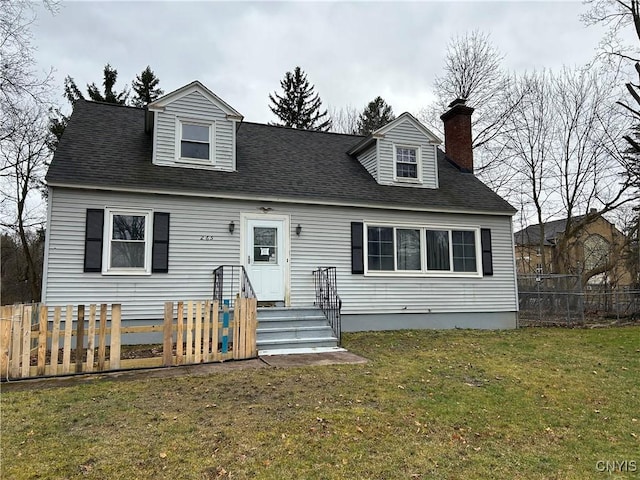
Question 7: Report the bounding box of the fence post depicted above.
[109,304,121,369]
[194,301,202,364]
[0,307,12,379]
[176,301,184,365]
[76,305,85,373]
[97,304,107,371]
[62,305,73,374]
[86,305,96,372]
[37,305,48,376]
[163,302,174,367]
[21,305,32,377]
[222,300,230,355]
[50,307,61,375]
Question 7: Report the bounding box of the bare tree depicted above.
[501,70,557,272]
[420,30,522,191]
[1,1,57,142]
[328,105,360,135]
[583,1,640,194]
[504,65,633,284]
[0,104,51,301]
[0,1,56,302]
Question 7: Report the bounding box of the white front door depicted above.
[245,219,285,301]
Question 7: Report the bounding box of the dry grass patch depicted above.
[1,328,638,479]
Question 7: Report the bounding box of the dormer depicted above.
[147,81,243,171]
[348,113,442,189]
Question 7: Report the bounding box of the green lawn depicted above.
[1,328,638,479]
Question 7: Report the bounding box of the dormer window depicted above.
[394,145,422,182]
[176,118,214,164]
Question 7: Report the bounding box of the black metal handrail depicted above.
[313,266,342,344]
[213,265,256,309]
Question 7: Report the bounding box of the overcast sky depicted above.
[32,1,609,128]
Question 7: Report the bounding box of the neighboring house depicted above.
[42,82,518,332]
[514,212,633,287]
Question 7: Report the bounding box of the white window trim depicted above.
[175,117,215,165]
[102,208,153,275]
[363,222,482,278]
[393,144,422,184]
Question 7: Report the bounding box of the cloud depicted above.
[33,1,609,123]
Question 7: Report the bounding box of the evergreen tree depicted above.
[269,66,331,131]
[357,96,395,135]
[49,64,132,149]
[131,66,164,107]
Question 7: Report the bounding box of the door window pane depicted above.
[254,227,277,263]
[426,230,450,270]
[397,229,421,270]
[368,226,394,271]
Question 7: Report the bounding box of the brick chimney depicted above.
[440,98,475,173]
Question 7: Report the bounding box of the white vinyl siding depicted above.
[43,188,517,322]
[356,145,377,178]
[153,91,235,171]
[378,119,438,188]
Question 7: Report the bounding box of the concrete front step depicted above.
[259,346,346,356]
[257,325,335,341]
[257,315,328,329]
[256,306,339,353]
[257,337,339,352]
[257,307,325,319]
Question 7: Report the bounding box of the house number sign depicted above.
[199,235,216,241]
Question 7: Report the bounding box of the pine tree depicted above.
[269,66,332,131]
[357,96,395,135]
[49,64,131,149]
[85,64,129,104]
[131,66,164,107]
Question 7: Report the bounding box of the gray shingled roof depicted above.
[514,215,588,246]
[46,100,516,214]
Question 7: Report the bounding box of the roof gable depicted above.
[373,112,442,144]
[148,80,243,120]
[347,112,441,156]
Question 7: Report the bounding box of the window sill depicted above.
[393,177,422,184]
[175,157,214,166]
[101,269,152,276]
[364,271,482,279]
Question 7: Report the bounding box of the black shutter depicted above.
[152,212,170,273]
[351,222,364,274]
[481,228,493,276]
[84,209,104,272]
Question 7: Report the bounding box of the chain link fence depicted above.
[518,274,640,326]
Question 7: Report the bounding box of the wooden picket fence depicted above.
[0,297,257,380]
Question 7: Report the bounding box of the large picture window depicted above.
[104,209,151,274]
[365,224,480,275]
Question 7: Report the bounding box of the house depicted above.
[42,81,519,343]
[514,212,633,287]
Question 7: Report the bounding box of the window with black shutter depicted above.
[351,222,364,274]
[152,212,170,273]
[84,209,104,272]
